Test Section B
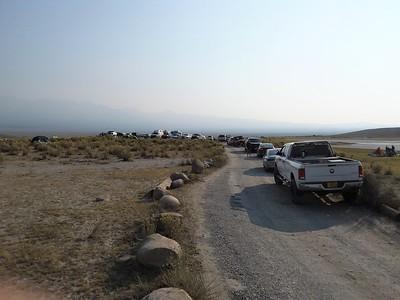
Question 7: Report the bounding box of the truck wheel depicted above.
[290,178,304,205]
[342,190,359,203]
[274,167,283,185]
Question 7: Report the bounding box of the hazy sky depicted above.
[1,0,399,128]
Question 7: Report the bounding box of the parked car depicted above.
[207,135,215,141]
[151,129,164,138]
[257,143,275,158]
[274,141,363,204]
[107,131,117,137]
[181,133,192,139]
[170,130,182,138]
[191,133,206,140]
[263,148,280,171]
[245,137,261,153]
[217,134,227,142]
[161,130,171,139]
[137,133,150,139]
[31,136,49,143]
[228,136,245,147]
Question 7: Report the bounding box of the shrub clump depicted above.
[109,146,131,161]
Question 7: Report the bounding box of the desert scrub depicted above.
[361,173,400,209]
[108,146,131,161]
[371,163,382,174]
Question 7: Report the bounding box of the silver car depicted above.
[263,148,281,171]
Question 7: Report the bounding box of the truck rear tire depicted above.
[274,167,283,185]
[342,190,359,203]
[290,177,304,205]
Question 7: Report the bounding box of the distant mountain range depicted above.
[333,127,400,139]
[0,96,397,137]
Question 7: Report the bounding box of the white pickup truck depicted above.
[274,141,363,204]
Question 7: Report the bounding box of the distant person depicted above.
[374,147,382,156]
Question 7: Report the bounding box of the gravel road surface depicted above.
[198,147,400,300]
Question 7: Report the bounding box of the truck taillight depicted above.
[359,165,363,177]
[298,168,305,180]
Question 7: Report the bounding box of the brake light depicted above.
[359,165,363,177]
[298,168,305,180]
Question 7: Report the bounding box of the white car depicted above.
[191,133,206,140]
[181,133,192,139]
[263,148,280,171]
[151,129,164,138]
[274,141,363,204]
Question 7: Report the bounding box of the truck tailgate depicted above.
[304,162,360,182]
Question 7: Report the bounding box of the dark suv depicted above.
[245,137,261,153]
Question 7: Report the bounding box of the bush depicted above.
[384,168,393,176]
[161,259,220,300]
[371,164,382,174]
[361,173,399,209]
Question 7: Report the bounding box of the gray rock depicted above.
[192,158,205,174]
[136,234,182,268]
[142,288,192,300]
[170,179,184,189]
[170,172,190,183]
[159,195,181,212]
[153,187,168,201]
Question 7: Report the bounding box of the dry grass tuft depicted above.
[161,258,221,300]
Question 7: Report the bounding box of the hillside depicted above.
[334,127,400,139]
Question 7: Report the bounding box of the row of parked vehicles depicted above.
[100,130,216,140]
[226,137,364,205]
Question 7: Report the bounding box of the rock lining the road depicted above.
[160,195,181,212]
[192,158,205,174]
[136,233,182,268]
[142,287,192,300]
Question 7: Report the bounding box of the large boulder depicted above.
[153,187,168,201]
[170,179,184,189]
[136,234,182,268]
[159,195,181,212]
[142,288,192,300]
[191,158,205,174]
[170,172,190,183]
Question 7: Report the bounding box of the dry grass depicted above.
[0,162,190,298]
[334,147,400,210]
[334,147,400,176]
[0,137,226,164]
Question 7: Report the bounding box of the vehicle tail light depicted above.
[298,168,305,180]
[359,165,363,177]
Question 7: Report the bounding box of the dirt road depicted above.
[197,147,400,300]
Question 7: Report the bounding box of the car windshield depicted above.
[291,143,334,158]
[248,138,260,143]
[260,143,273,148]
[267,149,279,156]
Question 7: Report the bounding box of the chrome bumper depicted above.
[298,180,363,192]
